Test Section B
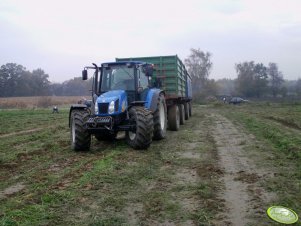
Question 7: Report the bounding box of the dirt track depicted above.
[209,112,274,226]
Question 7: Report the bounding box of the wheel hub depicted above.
[71,120,75,143]
[159,102,165,129]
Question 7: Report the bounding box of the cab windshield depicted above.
[101,65,135,92]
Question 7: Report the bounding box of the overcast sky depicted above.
[1,0,301,82]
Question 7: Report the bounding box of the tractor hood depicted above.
[96,90,127,115]
[98,90,125,103]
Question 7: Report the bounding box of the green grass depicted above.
[0,108,68,135]
[238,115,301,159]
[0,106,221,225]
[3,103,300,225]
[216,103,301,215]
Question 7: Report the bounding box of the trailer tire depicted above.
[184,102,189,120]
[126,107,153,149]
[168,105,180,131]
[179,104,185,125]
[188,102,192,117]
[153,94,167,140]
[70,110,91,151]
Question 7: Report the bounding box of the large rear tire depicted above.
[179,104,185,125]
[70,110,91,151]
[153,94,167,140]
[126,107,154,149]
[168,105,180,131]
[188,102,192,117]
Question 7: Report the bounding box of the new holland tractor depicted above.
[69,61,167,150]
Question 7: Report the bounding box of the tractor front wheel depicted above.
[70,110,91,151]
[126,107,154,149]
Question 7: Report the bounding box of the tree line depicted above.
[184,48,301,100]
[1,53,300,99]
[0,63,92,97]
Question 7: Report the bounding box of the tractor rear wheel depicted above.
[168,105,180,131]
[126,107,154,149]
[70,110,91,151]
[153,94,167,140]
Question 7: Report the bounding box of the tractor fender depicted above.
[69,104,90,127]
[145,89,165,113]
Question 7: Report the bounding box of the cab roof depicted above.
[101,61,147,67]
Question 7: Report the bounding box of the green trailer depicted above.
[116,55,192,131]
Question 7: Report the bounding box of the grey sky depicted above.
[1,0,301,82]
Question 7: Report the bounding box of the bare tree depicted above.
[268,63,284,97]
[184,48,213,96]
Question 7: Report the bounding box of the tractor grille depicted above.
[94,116,112,124]
[98,103,109,114]
[114,99,119,112]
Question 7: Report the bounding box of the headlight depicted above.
[94,103,98,114]
[121,100,127,112]
[108,101,115,114]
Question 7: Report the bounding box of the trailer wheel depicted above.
[184,102,189,120]
[179,104,185,125]
[168,105,180,131]
[188,102,192,117]
[126,107,153,149]
[70,110,91,151]
[153,94,167,140]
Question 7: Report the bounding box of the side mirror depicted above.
[82,69,88,80]
[143,64,154,77]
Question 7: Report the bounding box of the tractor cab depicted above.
[100,62,152,104]
[82,61,154,106]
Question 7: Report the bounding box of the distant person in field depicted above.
[52,106,59,113]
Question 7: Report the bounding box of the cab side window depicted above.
[138,67,149,90]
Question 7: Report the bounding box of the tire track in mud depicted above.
[0,125,60,138]
[209,113,274,226]
[0,128,44,138]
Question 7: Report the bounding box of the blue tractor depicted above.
[69,61,167,150]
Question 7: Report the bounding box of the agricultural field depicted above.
[0,102,301,225]
[0,96,88,109]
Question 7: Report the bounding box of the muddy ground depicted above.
[0,105,295,225]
